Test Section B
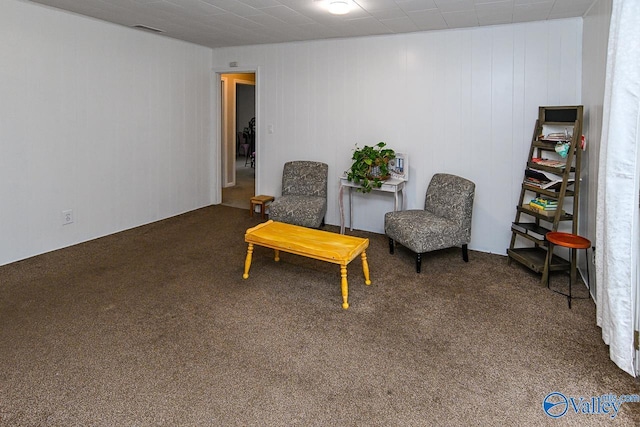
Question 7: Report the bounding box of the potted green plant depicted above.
[346,142,396,193]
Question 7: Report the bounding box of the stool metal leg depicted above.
[567,247,591,309]
[546,242,554,289]
[568,248,573,308]
[549,247,592,309]
[584,247,590,291]
[545,233,592,309]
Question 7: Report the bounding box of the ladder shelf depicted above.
[507,105,583,283]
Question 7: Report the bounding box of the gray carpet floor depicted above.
[1,205,639,426]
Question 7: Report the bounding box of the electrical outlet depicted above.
[62,209,74,225]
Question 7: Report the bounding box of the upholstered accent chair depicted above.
[269,161,328,228]
[384,173,475,273]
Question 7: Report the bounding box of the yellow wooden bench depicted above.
[243,220,371,309]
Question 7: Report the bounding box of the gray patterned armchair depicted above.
[269,161,328,228]
[385,173,475,273]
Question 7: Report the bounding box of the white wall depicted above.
[582,0,612,295]
[0,0,214,266]
[212,20,583,255]
[0,0,585,264]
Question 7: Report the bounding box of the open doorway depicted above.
[220,73,256,210]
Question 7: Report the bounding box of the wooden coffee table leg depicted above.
[361,251,371,285]
[274,249,280,262]
[340,265,349,309]
[243,243,254,279]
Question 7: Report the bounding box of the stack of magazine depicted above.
[531,157,566,169]
[524,169,573,190]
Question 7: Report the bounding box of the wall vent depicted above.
[132,24,165,33]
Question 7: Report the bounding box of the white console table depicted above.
[339,176,406,234]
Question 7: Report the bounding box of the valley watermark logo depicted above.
[543,391,640,419]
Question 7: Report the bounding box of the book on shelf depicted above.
[531,158,566,169]
[511,222,549,240]
[529,202,556,212]
[529,197,558,210]
[524,168,574,190]
[521,204,564,217]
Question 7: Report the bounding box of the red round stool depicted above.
[545,232,591,308]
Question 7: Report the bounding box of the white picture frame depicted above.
[389,152,408,181]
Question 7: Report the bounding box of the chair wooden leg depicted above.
[462,244,469,262]
[389,238,395,254]
[416,253,422,273]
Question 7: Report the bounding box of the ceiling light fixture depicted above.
[328,0,350,15]
[132,24,165,33]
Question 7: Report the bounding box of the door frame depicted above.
[212,66,259,205]
[232,78,256,186]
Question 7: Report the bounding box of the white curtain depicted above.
[595,0,640,377]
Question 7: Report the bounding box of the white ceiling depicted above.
[27,0,597,48]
